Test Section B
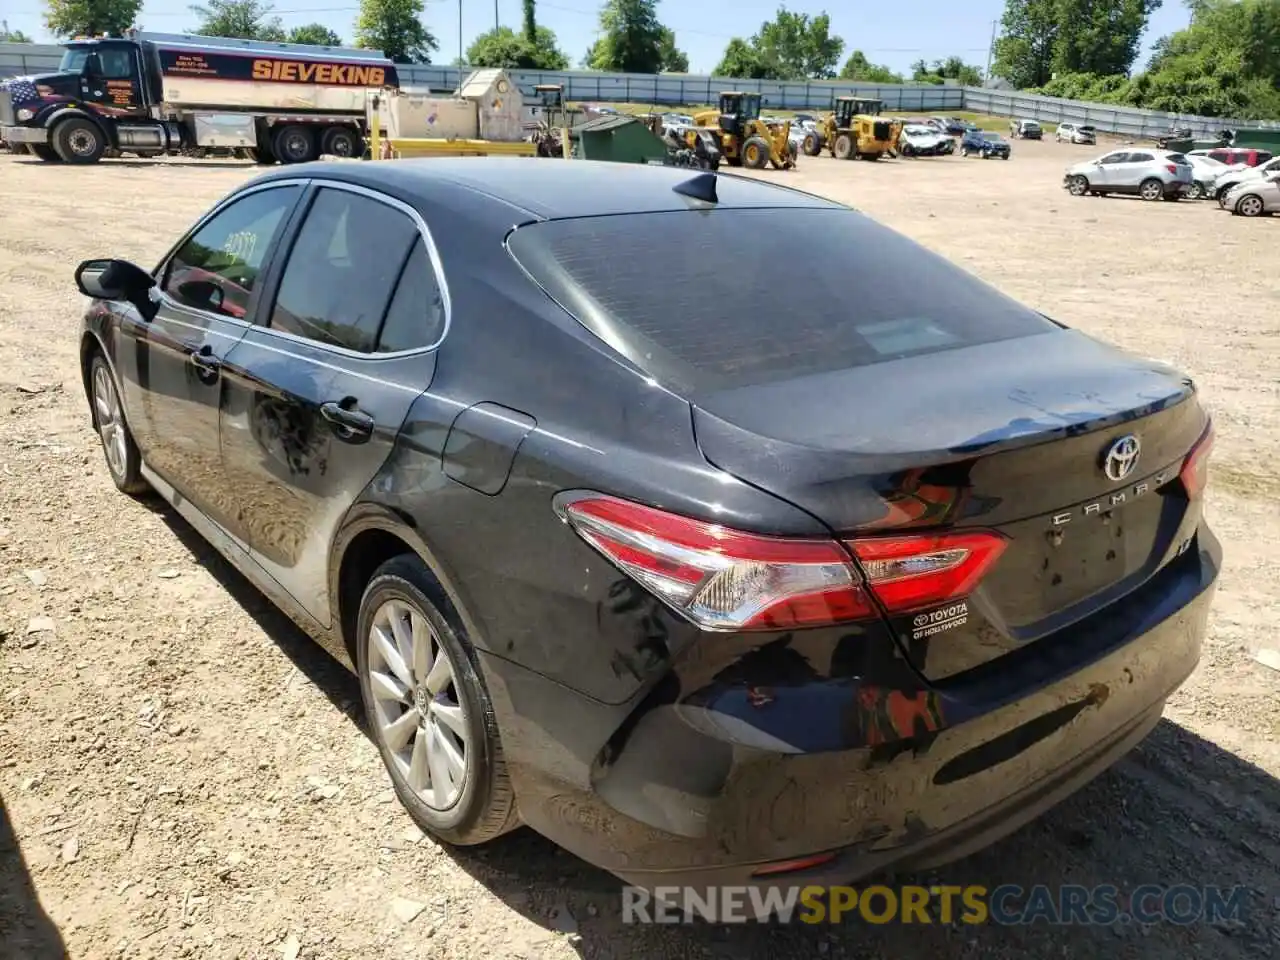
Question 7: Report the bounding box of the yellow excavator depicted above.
[802,96,902,161]
[693,92,796,170]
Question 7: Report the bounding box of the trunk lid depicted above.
[691,329,1208,681]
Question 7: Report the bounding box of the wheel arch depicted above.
[329,504,490,667]
[46,108,113,147]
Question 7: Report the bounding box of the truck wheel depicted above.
[272,125,317,165]
[31,144,61,162]
[320,126,363,159]
[52,118,106,164]
[741,136,770,169]
[802,131,821,156]
[833,133,854,160]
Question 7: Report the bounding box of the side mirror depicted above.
[83,52,103,78]
[75,259,157,316]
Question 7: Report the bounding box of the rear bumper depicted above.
[1,125,48,145]
[504,526,1220,891]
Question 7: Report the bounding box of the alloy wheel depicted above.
[1140,180,1163,201]
[1238,195,1264,217]
[366,599,469,811]
[92,363,128,480]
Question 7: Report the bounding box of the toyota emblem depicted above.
[1102,435,1141,482]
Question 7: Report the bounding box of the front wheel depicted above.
[802,132,821,156]
[52,118,105,164]
[1186,182,1204,200]
[356,555,518,845]
[960,146,969,157]
[832,133,854,160]
[89,354,148,495]
[1139,178,1164,202]
[1236,194,1266,217]
[741,136,770,169]
[1067,175,1090,196]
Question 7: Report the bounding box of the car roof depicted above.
[248,158,843,220]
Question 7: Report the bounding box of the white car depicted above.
[1056,122,1097,145]
[1063,148,1193,200]
[1213,155,1280,205]
[1223,172,1280,217]
[1184,154,1229,199]
[899,124,953,157]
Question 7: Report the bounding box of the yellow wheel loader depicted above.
[802,96,902,161]
[693,92,796,170]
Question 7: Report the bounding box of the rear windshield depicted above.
[507,207,1057,394]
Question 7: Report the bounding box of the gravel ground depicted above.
[1,141,1278,960]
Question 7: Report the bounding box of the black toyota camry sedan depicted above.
[76,158,1219,899]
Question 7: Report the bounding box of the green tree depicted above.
[1,20,34,41]
[992,0,1061,87]
[44,0,143,38]
[521,0,537,43]
[657,26,689,72]
[466,24,568,69]
[189,0,285,40]
[911,55,983,86]
[838,50,903,83]
[713,36,784,79]
[356,0,437,63]
[753,6,843,79]
[1053,0,1162,77]
[588,0,666,73]
[288,23,343,46]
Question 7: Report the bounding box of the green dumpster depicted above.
[569,115,669,164]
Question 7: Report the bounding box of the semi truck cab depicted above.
[0,31,398,164]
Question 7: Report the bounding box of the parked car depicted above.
[1056,122,1097,145]
[960,129,1011,159]
[1189,147,1273,168]
[1184,154,1230,199]
[1009,119,1042,140]
[73,159,1218,909]
[1223,172,1280,216]
[899,124,953,157]
[935,116,968,135]
[1063,149,1193,200]
[1212,155,1280,204]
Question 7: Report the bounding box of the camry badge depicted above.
[1102,435,1141,482]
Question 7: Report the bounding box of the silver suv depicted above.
[1056,122,1097,145]
[1063,149,1193,201]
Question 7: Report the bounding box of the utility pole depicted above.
[458,0,464,69]
[984,18,998,84]
[495,0,499,31]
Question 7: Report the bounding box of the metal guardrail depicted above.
[3,41,1277,134]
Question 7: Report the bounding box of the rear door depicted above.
[216,182,448,628]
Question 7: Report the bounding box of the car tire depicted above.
[52,118,106,164]
[1139,178,1164,202]
[272,125,317,165]
[88,354,148,496]
[356,554,518,846]
[1186,182,1203,200]
[960,147,969,157]
[1236,194,1265,217]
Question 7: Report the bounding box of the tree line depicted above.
[996,0,1280,119]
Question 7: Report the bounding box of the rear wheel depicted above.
[960,146,970,157]
[272,124,317,165]
[802,131,821,156]
[356,555,518,845]
[741,136,770,169]
[52,118,105,164]
[833,133,854,160]
[1236,194,1265,217]
[320,125,363,158]
[1186,181,1204,200]
[1139,178,1163,202]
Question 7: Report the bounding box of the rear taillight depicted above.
[1166,164,1179,174]
[557,494,1007,631]
[1180,421,1214,499]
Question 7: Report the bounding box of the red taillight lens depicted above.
[559,494,874,631]
[558,494,1008,631]
[1166,164,1178,174]
[849,531,1008,614]
[1180,422,1214,499]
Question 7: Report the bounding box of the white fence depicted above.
[4,41,1277,135]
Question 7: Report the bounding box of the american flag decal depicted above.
[2,77,41,104]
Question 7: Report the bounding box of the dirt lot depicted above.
[1,138,1278,960]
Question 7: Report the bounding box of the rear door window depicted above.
[268,187,419,353]
[508,208,1057,394]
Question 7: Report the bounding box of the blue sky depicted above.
[5,0,1195,77]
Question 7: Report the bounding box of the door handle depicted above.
[190,346,220,380]
[320,400,374,443]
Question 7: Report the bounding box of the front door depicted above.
[1091,151,1129,187]
[116,183,304,519]
[82,41,145,116]
[217,182,448,627]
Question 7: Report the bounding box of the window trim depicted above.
[256,179,453,361]
[153,178,311,325]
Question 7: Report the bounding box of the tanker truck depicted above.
[0,30,398,164]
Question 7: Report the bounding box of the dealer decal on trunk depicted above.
[909,601,970,640]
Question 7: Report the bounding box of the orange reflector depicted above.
[749,852,837,878]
